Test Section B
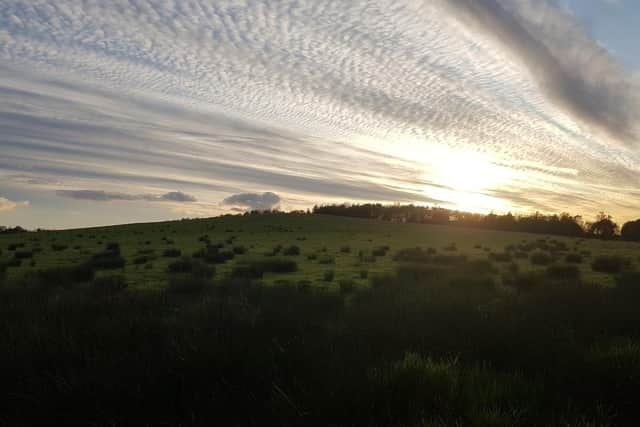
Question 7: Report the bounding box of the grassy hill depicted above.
[2,213,640,426]
[2,212,638,289]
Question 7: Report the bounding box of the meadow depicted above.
[2,213,640,426]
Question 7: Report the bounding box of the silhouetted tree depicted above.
[313,203,588,238]
[589,212,618,239]
[621,219,640,241]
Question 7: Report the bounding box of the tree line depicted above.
[313,203,640,241]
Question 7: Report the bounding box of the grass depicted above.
[2,213,640,424]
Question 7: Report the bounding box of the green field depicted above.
[3,213,640,426]
[2,213,638,289]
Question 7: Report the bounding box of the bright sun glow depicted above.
[421,148,516,213]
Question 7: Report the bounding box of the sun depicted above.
[422,148,515,213]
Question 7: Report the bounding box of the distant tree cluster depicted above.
[313,203,640,241]
[0,225,27,235]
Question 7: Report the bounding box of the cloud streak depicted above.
[442,0,639,144]
[0,0,639,227]
[56,190,196,203]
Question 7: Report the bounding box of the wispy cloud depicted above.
[0,0,639,227]
[56,190,196,203]
[441,0,639,144]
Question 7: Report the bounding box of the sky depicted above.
[0,0,639,229]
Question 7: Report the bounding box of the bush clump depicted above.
[318,255,334,264]
[565,253,583,264]
[489,252,512,263]
[546,264,581,281]
[168,257,214,278]
[51,243,68,251]
[162,248,182,258]
[394,247,430,263]
[323,270,335,282]
[231,258,298,279]
[13,250,34,260]
[193,245,234,264]
[372,246,390,257]
[530,251,552,266]
[282,245,300,256]
[88,249,125,270]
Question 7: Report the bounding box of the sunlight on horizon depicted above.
[391,142,519,214]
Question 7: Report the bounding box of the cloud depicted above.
[0,196,29,213]
[442,0,640,144]
[222,192,281,211]
[56,190,197,203]
[0,0,639,226]
[161,191,196,202]
[0,197,18,212]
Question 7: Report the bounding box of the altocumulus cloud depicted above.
[56,190,196,203]
[1,0,640,226]
[222,192,281,211]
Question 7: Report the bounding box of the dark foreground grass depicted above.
[2,251,640,426]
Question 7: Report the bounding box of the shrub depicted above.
[231,258,298,279]
[307,253,317,261]
[591,255,631,273]
[360,270,368,279]
[530,251,552,266]
[193,246,234,264]
[372,246,390,257]
[88,250,126,270]
[133,255,154,265]
[318,255,334,264]
[13,250,33,260]
[233,245,246,255]
[546,264,581,281]
[266,244,283,256]
[167,257,214,278]
[323,270,335,282]
[565,253,583,264]
[489,252,512,263]
[105,242,120,253]
[282,245,300,256]
[340,245,351,253]
[51,243,68,251]
[7,242,25,251]
[162,248,182,258]
[7,258,22,267]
